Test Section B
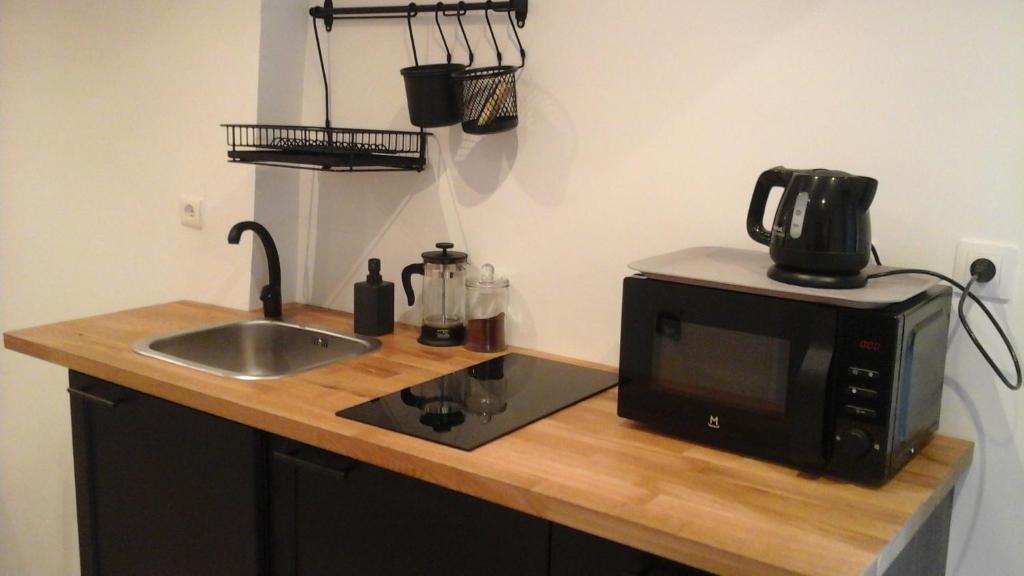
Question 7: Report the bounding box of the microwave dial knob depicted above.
[837,428,872,461]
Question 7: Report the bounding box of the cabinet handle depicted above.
[272,450,354,480]
[67,387,120,408]
[620,568,684,576]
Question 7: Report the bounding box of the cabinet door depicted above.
[550,524,710,576]
[69,372,266,576]
[269,436,548,576]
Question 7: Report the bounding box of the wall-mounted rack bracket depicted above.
[224,1,529,173]
[310,0,528,32]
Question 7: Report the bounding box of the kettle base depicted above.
[768,265,868,290]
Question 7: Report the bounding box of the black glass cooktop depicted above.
[337,353,617,450]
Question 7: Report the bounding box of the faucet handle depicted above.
[260,284,282,319]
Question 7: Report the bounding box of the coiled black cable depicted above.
[866,267,1022,391]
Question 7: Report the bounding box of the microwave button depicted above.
[848,366,880,380]
[845,385,879,400]
[844,405,879,420]
[835,428,873,461]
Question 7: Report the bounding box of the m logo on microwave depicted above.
[707,415,720,429]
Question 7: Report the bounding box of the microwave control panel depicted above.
[828,310,900,484]
[827,286,950,485]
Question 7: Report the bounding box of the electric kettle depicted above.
[746,167,877,288]
[402,242,468,346]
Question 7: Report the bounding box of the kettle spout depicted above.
[856,177,878,210]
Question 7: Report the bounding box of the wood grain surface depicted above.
[4,301,973,576]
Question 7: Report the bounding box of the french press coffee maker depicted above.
[402,242,468,346]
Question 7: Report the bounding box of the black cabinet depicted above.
[550,525,709,576]
[67,372,707,576]
[268,436,549,576]
[69,371,266,576]
[71,372,947,576]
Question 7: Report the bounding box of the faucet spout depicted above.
[228,221,282,319]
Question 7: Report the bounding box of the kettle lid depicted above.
[422,242,468,264]
[793,167,878,185]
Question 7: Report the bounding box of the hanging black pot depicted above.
[452,5,526,134]
[400,4,469,128]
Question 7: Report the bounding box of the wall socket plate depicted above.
[953,240,1018,302]
[180,195,203,230]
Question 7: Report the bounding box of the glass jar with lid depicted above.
[465,263,509,352]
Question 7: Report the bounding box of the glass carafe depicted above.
[400,372,467,432]
[401,242,468,346]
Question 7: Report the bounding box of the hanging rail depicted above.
[310,0,528,31]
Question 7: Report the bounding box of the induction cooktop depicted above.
[336,353,617,450]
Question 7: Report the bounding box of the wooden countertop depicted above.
[4,302,973,576]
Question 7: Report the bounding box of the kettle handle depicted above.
[746,166,793,246]
[401,263,425,306]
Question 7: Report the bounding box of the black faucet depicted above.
[228,221,282,319]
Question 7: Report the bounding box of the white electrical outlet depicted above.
[180,195,203,230]
[953,240,1018,302]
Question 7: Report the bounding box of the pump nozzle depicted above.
[366,258,383,285]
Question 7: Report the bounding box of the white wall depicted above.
[1,1,1020,574]
[0,1,262,574]
[304,1,1024,573]
[251,0,312,310]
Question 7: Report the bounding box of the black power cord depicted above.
[865,255,1021,391]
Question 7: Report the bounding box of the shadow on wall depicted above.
[307,101,523,313]
[505,281,536,350]
[508,78,578,208]
[310,166,432,309]
[447,127,518,202]
[445,77,578,209]
[944,326,1024,575]
[945,375,985,576]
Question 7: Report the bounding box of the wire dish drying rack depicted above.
[224,1,527,173]
[223,124,427,172]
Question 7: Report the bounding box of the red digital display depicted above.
[858,339,882,352]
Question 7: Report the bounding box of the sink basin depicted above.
[134,319,381,380]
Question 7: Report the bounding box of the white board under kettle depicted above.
[628,246,938,309]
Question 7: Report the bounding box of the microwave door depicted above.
[618,277,837,469]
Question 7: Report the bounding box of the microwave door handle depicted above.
[788,342,833,467]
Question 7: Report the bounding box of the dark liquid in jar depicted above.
[465,312,506,352]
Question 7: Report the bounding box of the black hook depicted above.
[484,1,502,66]
[506,9,525,67]
[434,4,452,64]
[406,3,419,66]
[455,2,474,65]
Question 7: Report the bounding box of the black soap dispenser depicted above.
[354,258,394,336]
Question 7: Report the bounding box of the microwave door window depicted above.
[651,321,791,415]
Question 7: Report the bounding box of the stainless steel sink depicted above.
[134,319,381,380]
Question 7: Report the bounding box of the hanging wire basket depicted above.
[452,8,525,134]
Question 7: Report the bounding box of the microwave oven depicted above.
[617,275,952,485]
